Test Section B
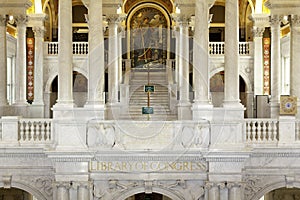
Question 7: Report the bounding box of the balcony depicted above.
[0,116,298,151]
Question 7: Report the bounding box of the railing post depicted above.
[1,116,20,144]
[279,116,296,145]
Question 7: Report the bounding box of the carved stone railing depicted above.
[244,119,279,144]
[86,120,210,150]
[18,119,53,144]
[45,42,253,56]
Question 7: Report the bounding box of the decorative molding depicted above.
[34,176,53,197]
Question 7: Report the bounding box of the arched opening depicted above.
[125,192,172,200]
[259,187,300,200]
[210,71,248,115]
[128,5,170,69]
[47,71,87,117]
[0,187,35,200]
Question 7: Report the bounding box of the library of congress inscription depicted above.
[90,161,207,172]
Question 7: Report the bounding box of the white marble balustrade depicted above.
[18,118,52,144]
[45,41,253,56]
[245,119,279,144]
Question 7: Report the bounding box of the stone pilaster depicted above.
[85,0,105,107]
[223,0,243,108]
[55,0,74,107]
[192,0,213,120]
[176,16,192,120]
[270,15,282,118]
[14,15,28,105]
[290,15,300,118]
[0,15,8,106]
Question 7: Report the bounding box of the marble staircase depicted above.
[120,70,177,120]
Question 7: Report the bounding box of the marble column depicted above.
[192,0,211,106]
[177,16,191,120]
[206,182,220,200]
[219,183,228,200]
[269,15,281,118]
[175,26,179,85]
[290,15,300,118]
[223,0,243,108]
[252,26,265,95]
[106,15,121,119]
[32,25,45,106]
[15,15,28,105]
[77,183,89,200]
[228,182,242,200]
[55,0,73,106]
[85,0,105,106]
[0,15,8,106]
[56,183,70,200]
[118,27,123,84]
[192,0,213,120]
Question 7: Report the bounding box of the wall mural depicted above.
[130,7,168,69]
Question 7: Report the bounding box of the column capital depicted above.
[172,14,190,26]
[291,15,300,27]
[15,15,28,26]
[227,182,244,189]
[252,26,265,37]
[106,14,125,25]
[0,15,7,26]
[32,26,45,38]
[270,15,283,27]
[55,182,72,189]
[205,181,218,189]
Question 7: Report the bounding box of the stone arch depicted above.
[113,186,185,200]
[0,181,49,200]
[249,181,300,200]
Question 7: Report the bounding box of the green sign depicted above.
[144,85,155,93]
[142,107,154,114]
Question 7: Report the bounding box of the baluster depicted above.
[41,121,46,141]
[46,121,51,141]
[25,122,30,142]
[19,121,25,141]
[55,43,58,54]
[221,43,224,54]
[36,121,41,141]
[262,120,267,141]
[246,121,251,142]
[251,121,256,142]
[256,121,261,142]
[273,121,278,141]
[30,121,35,142]
[86,43,88,54]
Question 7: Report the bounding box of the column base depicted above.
[192,102,213,121]
[223,100,244,108]
[177,101,192,120]
[106,103,121,120]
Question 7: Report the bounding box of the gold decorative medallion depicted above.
[280,96,297,115]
